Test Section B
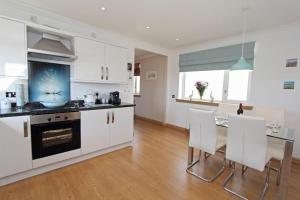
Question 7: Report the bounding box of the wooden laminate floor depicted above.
[0,118,299,200]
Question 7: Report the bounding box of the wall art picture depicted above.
[146,71,157,80]
[28,61,71,102]
[283,80,295,90]
[286,58,298,68]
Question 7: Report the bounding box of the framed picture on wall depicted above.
[146,71,157,80]
[283,80,295,90]
[285,58,298,68]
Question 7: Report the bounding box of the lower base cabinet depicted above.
[110,107,134,146]
[0,116,32,178]
[81,109,110,155]
[81,107,134,155]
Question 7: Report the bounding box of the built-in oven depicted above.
[31,112,81,160]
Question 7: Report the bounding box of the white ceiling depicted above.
[17,0,300,48]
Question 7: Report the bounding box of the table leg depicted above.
[278,141,294,200]
[188,147,194,165]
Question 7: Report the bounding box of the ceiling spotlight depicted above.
[175,38,180,41]
[100,7,106,11]
[146,26,151,29]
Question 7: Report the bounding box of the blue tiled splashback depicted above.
[28,61,70,103]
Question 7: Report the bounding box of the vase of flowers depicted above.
[195,81,208,100]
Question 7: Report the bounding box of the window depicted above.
[134,63,141,94]
[227,70,250,101]
[179,70,251,102]
[134,76,140,94]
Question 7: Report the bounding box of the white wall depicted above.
[134,55,167,122]
[0,0,171,104]
[166,22,300,158]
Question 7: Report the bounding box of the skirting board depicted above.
[164,123,188,133]
[293,158,300,165]
[0,142,132,187]
[134,115,164,125]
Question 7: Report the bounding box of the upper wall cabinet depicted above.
[0,18,27,77]
[74,37,105,82]
[74,37,128,84]
[105,44,128,83]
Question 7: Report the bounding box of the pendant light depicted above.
[231,7,252,70]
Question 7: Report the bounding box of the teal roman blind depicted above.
[179,41,255,72]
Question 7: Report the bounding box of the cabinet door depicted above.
[74,37,105,82]
[0,116,32,178]
[0,18,27,77]
[110,107,134,146]
[105,45,128,83]
[81,110,110,155]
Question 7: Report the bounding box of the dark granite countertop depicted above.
[0,103,135,118]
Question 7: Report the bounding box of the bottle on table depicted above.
[237,103,244,115]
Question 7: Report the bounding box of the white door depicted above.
[110,107,134,146]
[105,45,128,83]
[81,110,110,155]
[0,116,32,178]
[0,17,27,77]
[74,37,105,82]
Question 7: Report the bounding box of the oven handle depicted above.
[23,119,29,138]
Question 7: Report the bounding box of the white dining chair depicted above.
[217,103,238,117]
[223,114,272,200]
[186,109,226,182]
[252,106,285,185]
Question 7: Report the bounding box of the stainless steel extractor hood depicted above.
[28,33,76,61]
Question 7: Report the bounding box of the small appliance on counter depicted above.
[95,92,102,104]
[0,98,11,110]
[16,83,25,107]
[6,92,16,108]
[83,90,95,104]
[109,91,121,105]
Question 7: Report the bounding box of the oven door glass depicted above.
[31,119,80,159]
[42,128,73,147]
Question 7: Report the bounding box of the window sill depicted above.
[134,94,141,97]
[175,98,253,110]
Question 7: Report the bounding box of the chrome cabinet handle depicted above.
[101,66,104,80]
[23,120,28,138]
[106,67,109,80]
[107,111,109,124]
[112,111,115,123]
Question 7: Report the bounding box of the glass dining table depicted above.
[215,117,295,200]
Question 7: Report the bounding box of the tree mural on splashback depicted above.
[28,61,70,103]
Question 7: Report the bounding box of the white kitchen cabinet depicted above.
[74,37,105,82]
[110,107,134,146]
[80,107,133,154]
[0,116,32,178]
[0,17,27,77]
[73,37,128,84]
[105,45,128,83]
[81,109,110,155]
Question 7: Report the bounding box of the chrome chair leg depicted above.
[242,165,248,175]
[223,161,271,200]
[276,161,282,186]
[188,147,194,165]
[186,148,226,182]
[222,162,248,200]
[260,161,271,200]
[204,152,211,159]
[266,160,282,186]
